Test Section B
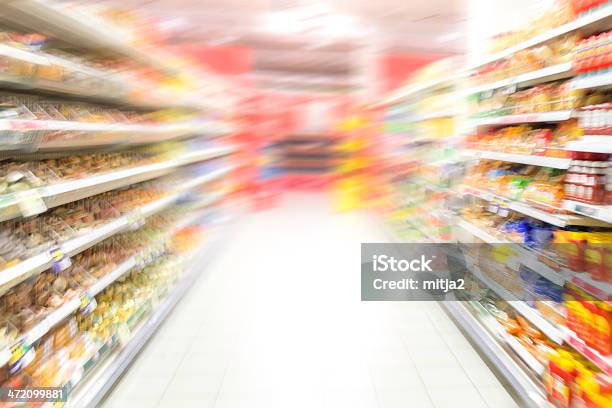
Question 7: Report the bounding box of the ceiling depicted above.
[106,0,469,91]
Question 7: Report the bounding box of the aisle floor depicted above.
[102,193,519,408]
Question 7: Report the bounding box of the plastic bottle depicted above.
[583,301,598,348]
[592,301,612,356]
[546,350,577,408]
[585,234,606,280]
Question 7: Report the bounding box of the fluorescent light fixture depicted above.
[259,4,359,38]
[261,11,299,34]
[436,31,464,43]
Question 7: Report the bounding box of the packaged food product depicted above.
[545,350,577,408]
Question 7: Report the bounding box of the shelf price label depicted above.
[79,293,96,316]
[574,203,596,216]
[8,340,35,375]
[127,208,145,231]
[49,247,71,274]
[487,202,499,214]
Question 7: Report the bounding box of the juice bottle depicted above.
[566,292,579,333]
[593,302,612,356]
[585,234,606,280]
[574,300,589,341]
[604,233,612,284]
[583,301,597,348]
[584,374,612,408]
[547,350,577,408]
[557,231,586,272]
[572,362,593,408]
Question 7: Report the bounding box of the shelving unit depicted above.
[463,63,575,96]
[0,2,239,406]
[469,110,574,126]
[461,185,610,227]
[0,165,232,292]
[63,226,230,408]
[464,150,572,169]
[462,3,612,71]
[368,4,612,407]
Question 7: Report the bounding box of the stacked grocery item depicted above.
[0,151,156,192]
[0,92,203,150]
[0,27,192,107]
[466,121,581,156]
[469,81,608,118]
[0,30,122,91]
[0,2,238,406]
[0,219,211,402]
[0,187,226,404]
[477,34,577,84]
[464,161,567,210]
[564,154,610,204]
[579,103,612,135]
[487,1,575,54]
[574,30,612,74]
[545,348,610,408]
[464,152,611,207]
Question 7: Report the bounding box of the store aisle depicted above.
[102,193,518,408]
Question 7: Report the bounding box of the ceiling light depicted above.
[436,31,464,43]
[260,11,299,34]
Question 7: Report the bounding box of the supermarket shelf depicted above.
[0,120,231,152]
[458,218,568,286]
[379,218,552,406]
[462,186,610,227]
[568,272,612,302]
[0,218,126,295]
[463,63,574,95]
[514,200,609,227]
[0,42,200,111]
[0,72,116,101]
[411,110,459,122]
[0,246,161,368]
[1,1,179,76]
[465,150,571,169]
[0,72,208,112]
[65,225,229,408]
[570,71,612,90]
[377,72,463,106]
[470,265,565,344]
[169,195,224,233]
[500,329,546,377]
[406,221,445,243]
[457,218,510,243]
[0,166,232,293]
[0,197,230,370]
[563,135,612,154]
[469,110,573,127]
[563,201,612,224]
[0,146,234,222]
[443,302,552,408]
[463,4,612,71]
[563,328,612,376]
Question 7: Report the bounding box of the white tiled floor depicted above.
[101,193,519,408]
